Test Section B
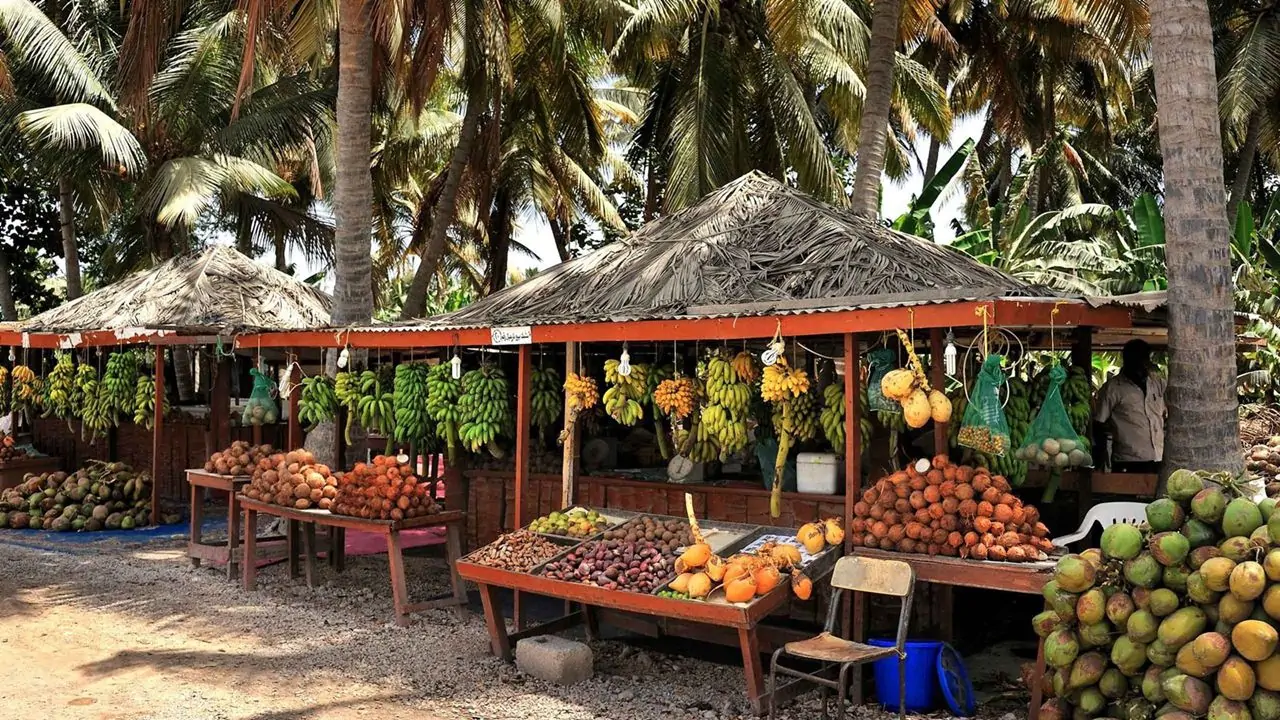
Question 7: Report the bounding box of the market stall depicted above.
[0,245,330,531]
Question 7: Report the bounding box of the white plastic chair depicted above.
[1051,502,1149,547]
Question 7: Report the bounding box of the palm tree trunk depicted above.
[399,84,486,319]
[550,219,571,262]
[332,0,375,327]
[1228,111,1263,228]
[58,177,82,300]
[1151,0,1242,476]
[0,248,15,321]
[850,0,904,217]
[922,137,940,185]
[486,189,512,295]
[173,347,195,402]
[274,236,287,272]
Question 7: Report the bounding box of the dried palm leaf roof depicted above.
[22,245,331,334]
[407,172,1052,331]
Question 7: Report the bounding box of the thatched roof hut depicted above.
[409,172,1051,332]
[22,245,331,335]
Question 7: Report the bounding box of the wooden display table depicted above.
[187,470,257,578]
[238,497,468,626]
[851,548,1054,720]
[456,560,790,714]
[0,456,60,490]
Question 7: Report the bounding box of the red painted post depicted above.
[151,346,164,526]
[287,350,303,450]
[930,328,948,456]
[514,344,532,528]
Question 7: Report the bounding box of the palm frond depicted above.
[15,103,146,174]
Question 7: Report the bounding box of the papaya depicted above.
[1216,655,1257,701]
[1104,523,1146,560]
[1232,619,1279,661]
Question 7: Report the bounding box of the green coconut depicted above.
[1220,594,1257,625]
[1192,487,1229,524]
[1208,696,1253,720]
[1129,609,1161,643]
[1183,518,1219,549]
[1149,498,1188,533]
[1158,607,1208,650]
[1143,666,1169,703]
[1148,639,1178,666]
[1078,687,1107,715]
[1069,651,1108,689]
[1056,554,1098,593]
[1161,674,1213,715]
[1230,561,1268,602]
[1033,610,1062,638]
[1149,588,1181,617]
[1047,627,1081,669]
[1080,621,1114,648]
[1203,557,1240,592]
[1077,588,1108,625]
[1249,689,1280,720]
[1224,498,1265,540]
[1127,553,1165,589]
[1220,536,1256,563]
[1164,565,1191,592]
[1109,592,1137,629]
[1045,580,1080,623]
[1152,532,1192,567]
[1104,523,1146,561]
[1100,668,1129,699]
[1168,469,1207,502]
[1113,635,1150,675]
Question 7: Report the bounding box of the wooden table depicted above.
[851,548,1054,720]
[187,470,256,578]
[0,456,60,490]
[456,560,790,714]
[239,497,468,626]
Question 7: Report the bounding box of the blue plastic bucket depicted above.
[867,639,944,712]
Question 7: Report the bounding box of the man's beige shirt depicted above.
[1095,373,1166,462]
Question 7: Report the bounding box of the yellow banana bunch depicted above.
[11,365,40,417]
[393,362,432,447]
[71,364,96,413]
[603,360,649,426]
[564,372,599,411]
[762,356,811,518]
[298,375,338,430]
[731,351,759,384]
[702,353,752,455]
[41,352,75,422]
[458,365,512,452]
[81,376,112,443]
[761,357,809,401]
[0,366,9,413]
[426,363,463,460]
[133,374,168,429]
[604,359,649,395]
[653,376,697,420]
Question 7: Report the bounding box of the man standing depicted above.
[1094,339,1167,473]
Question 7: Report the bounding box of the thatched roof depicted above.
[23,245,331,334]
[405,172,1051,331]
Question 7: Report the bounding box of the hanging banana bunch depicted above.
[603,359,648,426]
[102,352,140,422]
[426,363,463,461]
[392,362,433,448]
[645,363,675,460]
[703,352,752,458]
[133,374,169,429]
[560,371,599,445]
[458,365,512,453]
[11,365,40,420]
[41,352,76,424]
[71,364,96,416]
[762,356,811,517]
[820,383,875,456]
[298,375,339,430]
[356,369,395,441]
[81,375,112,443]
[334,371,362,444]
[0,366,9,415]
[531,365,563,442]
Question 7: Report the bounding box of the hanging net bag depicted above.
[958,354,1011,456]
[1018,364,1092,469]
[242,368,280,426]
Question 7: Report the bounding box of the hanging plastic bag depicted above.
[242,368,280,426]
[866,348,899,413]
[1018,364,1092,468]
[958,354,1011,456]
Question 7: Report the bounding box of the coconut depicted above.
[1143,666,1169,703]
[1148,639,1178,666]
[1187,572,1221,604]
[1208,696,1253,720]
[1033,609,1062,638]
[1161,674,1213,715]
[1176,642,1211,677]
[1230,561,1268,601]
[1183,519,1219,549]
[1164,565,1191,592]
[1259,655,1280,691]
[1251,690,1280,720]
[1220,593,1257,625]
[1109,592,1137,629]
[1224,498,1265,540]
[1104,524,1146,560]
[1220,536,1257,563]
[1068,651,1108,689]
[1129,609,1161,643]
[1113,635,1150,675]
[1151,532,1192,567]
[1047,627,1082,668]
[1045,580,1080,623]
[1167,469,1207,502]
[1191,487,1229,524]
[1146,588,1179,617]
[1190,631,1233,669]
[1232,619,1279,661]
[1216,656,1257,701]
[1203,557,1240,592]
[1099,667,1129,699]
[1158,607,1208,650]
[1127,553,1165,589]
[1080,622,1114,648]
[1056,554,1098,593]
[1077,688,1107,715]
[1077,588,1108,625]
[1122,697,1156,720]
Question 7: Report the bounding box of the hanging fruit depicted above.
[603,359,647,426]
[704,352,752,457]
[530,365,563,438]
[762,355,811,517]
[879,329,951,429]
[41,353,75,424]
[392,362,432,448]
[458,365,512,453]
[426,363,463,461]
[298,375,338,430]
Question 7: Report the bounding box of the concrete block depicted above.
[515,635,594,685]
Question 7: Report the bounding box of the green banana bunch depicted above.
[41,352,75,422]
[821,383,873,453]
[531,366,562,432]
[1004,377,1031,486]
[677,417,720,462]
[102,352,140,422]
[603,360,649,426]
[0,366,9,414]
[703,353,752,455]
[393,362,433,447]
[133,374,168,429]
[298,375,338,430]
[334,371,362,443]
[426,363,463,460]
[355,369,394,440]
[458,365,512,453]
[81,376,113,443]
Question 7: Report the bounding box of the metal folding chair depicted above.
[767,556,916,720]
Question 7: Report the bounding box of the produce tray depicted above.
[652,525,843,604]
[525,506,640,542]
[530,515,689,591]
[651,528,774,604]
[689,519,760,555]
[460,530,584,570]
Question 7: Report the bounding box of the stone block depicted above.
[515,635,594,685]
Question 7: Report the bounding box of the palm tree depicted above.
[1150,0,1242,474]
[849,0,904,216]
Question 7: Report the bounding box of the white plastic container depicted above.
[796,452,839,494]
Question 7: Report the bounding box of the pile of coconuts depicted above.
[1035,468,1280,720]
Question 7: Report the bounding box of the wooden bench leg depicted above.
[302,522,318,588]
[446,522,467,609]
[478,583,512,660]
[226,491,241,580]
[584,606,600,642]
[739,626,766,715]
[387,530,412,627]
[335,527,346,572]
[189,485,203,568]
[242,506,258,591]
[288,519,300,579]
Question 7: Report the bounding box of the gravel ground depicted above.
[0,533,1024,720]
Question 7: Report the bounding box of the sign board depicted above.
[490,326,533,345]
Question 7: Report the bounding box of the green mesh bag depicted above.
[242,368,279,426]
[1018,364,1092,468]
[958,354,1011,456]
[866,348,899,413]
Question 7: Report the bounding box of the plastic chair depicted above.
[767,556,915,720]
[1051,501,1149,547]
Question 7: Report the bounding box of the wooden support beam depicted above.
[561,341,578,507]
[515,344,532,527]
[287,350,303,450]
[151,346,164,526]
